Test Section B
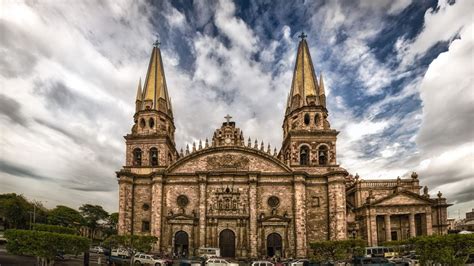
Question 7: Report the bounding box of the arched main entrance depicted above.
[267,233,283,257]
[174,231,189,257]
[219,229,235,257]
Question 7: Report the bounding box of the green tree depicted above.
[103,212,119,237]
[79,204,109,239]
[310,239,366,263]
[5,229,90,266]
[0,193,33,229]
[48,205,84,228]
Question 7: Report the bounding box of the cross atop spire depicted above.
[298,32,307,40]
[153,39,161,48]
[224,114,232,124]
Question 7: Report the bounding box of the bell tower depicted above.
[281,33,338,170]
[125,40,177,168]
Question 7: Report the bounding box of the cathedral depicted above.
[117,36,450,258]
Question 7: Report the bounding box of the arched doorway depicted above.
[174,231,189,257]
[267,233,283,257]
[219,229,235,257]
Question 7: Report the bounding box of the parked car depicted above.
[205,258,239,266]
[132,253,166,265]
[353,256,395,265]
[251,260,275,266]
[288,260,309,266]
[90,246,105,254]
[107,255,130,265]
[111,248,130,258]
[174,257,205,266]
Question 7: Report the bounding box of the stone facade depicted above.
[117,38,450,258]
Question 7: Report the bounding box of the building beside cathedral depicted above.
[117,36,450,258]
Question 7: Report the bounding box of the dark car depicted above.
[353,256,395,266]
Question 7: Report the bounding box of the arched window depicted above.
[133,148,142,166]
[304,113,310,125]
[140,118,146,128]
[149,147,158,166]
[300,145,309,165]
[149,118,155,129]
[318,145,328,165]
[314,113,320,127]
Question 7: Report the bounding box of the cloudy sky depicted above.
[0,0,472,217]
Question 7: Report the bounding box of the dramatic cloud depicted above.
[0,0,472,217]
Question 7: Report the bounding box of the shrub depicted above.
[33,223,77,235]
[310,239,366,263]
[5,229,90,266]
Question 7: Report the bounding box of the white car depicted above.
[205,258,239,266]
[289,259,309,266]
[111,248,130,257]
[251,261,275,266]
[89,246,105,253]
[132,253,166,266]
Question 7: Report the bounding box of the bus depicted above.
[197,248,220,259]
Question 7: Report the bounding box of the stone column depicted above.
[118,177,132,235]
[365,208,378,247]
[198,174,207,247]
[293,174,307,257]
[384,214,391,242]
[409,213,416,237]
[151,175,163,251]
[249,174,258,257]
[425,211,433,236]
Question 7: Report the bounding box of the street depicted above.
[0,245,107,266]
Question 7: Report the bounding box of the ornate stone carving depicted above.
[208,186,247,216]
[206,154,250,170]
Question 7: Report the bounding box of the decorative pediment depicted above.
[167,146,291,173]
[372,191,433,207]
[166,212,198,225]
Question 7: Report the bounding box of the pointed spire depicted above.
[136,78,142,102]
[260,141,264,151]
[192,142,196,152]
[319,73,326,107]
[267,144,271,154]
[205,138,209,148]
[248,137,251,147]
[273,148,277,156]
[198,140,202,150]
[142,40,173,116]
[287,34,322,112]
[185,144,190,155]
[254,139,258,149]
[179,148,184,157]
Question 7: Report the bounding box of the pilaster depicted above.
[198,173,207,247]
[328,174,346,240]
[151,175,163,251]
[293,174,307,257]
[249,174,258,257]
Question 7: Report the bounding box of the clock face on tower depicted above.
[225,138,231,144]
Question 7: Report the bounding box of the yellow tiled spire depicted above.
[319,73,326,107]
[287,33,322,112]
[141,40,173,116]
[135,78,142,102]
